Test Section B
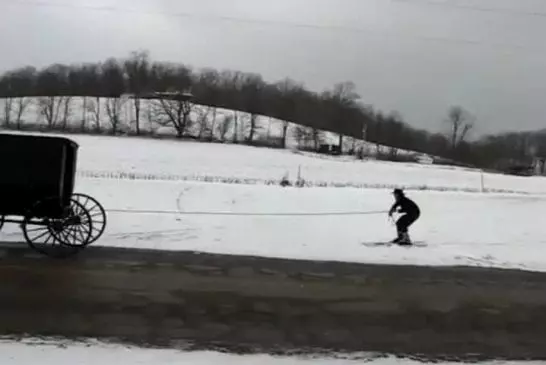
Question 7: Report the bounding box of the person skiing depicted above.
[388,188,420,245]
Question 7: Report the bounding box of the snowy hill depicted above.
[0,96,428,159]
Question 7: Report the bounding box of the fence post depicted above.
[480,170,485,193]
[297,165,303,187]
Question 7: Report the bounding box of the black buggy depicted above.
[0,133,107,257]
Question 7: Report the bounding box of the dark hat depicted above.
[393,188,404,195]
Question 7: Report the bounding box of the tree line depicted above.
[0,50,542,172]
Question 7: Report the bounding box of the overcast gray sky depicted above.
[1,0,546,136]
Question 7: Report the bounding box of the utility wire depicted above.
[3,0,546,52]
[392,0,546,18]
[12,0,546,20]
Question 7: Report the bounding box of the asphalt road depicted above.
[1,242,546,361]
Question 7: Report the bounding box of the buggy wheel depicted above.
[72,193,107,245]
[23,198,93,258]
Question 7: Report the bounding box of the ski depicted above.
[361,241,427,248]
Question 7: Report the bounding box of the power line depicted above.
[392,0,546,18]
[3,0,546,53]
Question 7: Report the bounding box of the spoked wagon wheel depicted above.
[71,193,107,245]
[22,197,93,258]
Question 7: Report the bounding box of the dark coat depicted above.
[389,196,420,216]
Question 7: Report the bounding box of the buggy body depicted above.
[0,133,78,218]
[0,133,106,257]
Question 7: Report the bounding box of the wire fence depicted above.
[77,169,534,195]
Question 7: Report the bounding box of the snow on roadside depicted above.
[0,338,540,365]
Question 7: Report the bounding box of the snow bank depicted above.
[0,338,539,365]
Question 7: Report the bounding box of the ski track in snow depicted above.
[2,177,543,272]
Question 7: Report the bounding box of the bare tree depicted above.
[33,63,70,129]
[86,97,102,132]
[294,125,322,150]
[60,96,73,130]
[15,97,32,128]
[38,96,63,128]
[321,81,362,154]
[273,78,303,148]
[152,97,193,138]
[105,97,126,134]
[150,62,193,94]
[207,106,219,140]
[446,106,474,150]
[80,97,88,131]
[293,125,308,149]
[78,63,101,131]
[193,68,220,139]
[214,70,244,142]
[144,100,162,135]
[66,66,85,130]
[218,114,233,142]
[232,110,241,143]
[239,73,265,143]
[214,71,264,143]
[240,113,263,144]
[195,105,216,140]
[98,58,127,134]
[1,98,14,127]
[281,121,290,147]
[311,127,323,150]
[124,50,151,135]
[383,112,406,150]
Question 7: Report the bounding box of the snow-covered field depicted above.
[1,132,546,271]
[0,338,539,365]
[24,132,546,194]
[40,179,546,271]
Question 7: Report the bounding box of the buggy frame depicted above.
[0,133,107,257]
